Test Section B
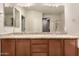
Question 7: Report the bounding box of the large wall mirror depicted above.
[3,3,65,34]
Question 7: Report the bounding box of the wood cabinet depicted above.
[16,39,30,56]
[0,38,78,56]
[31,39,48,56]
[0,40,1,56]
[78,48,79,56]
[64,39,77,56]
[32,53,48,56]
[49,39,63,56]
[1,39,15,56]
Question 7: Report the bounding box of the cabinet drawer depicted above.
[32,53,48,56]
[31,40,48,44]
[32,45,48,53]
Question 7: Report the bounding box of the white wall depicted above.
[0,3,4,34]
[4,27,14,34]
[65,4,79,35]
[60,13,65,32]
[25,10,42,33]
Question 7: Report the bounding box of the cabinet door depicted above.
[64,39,77,56]
[49,39,63,56]
[16,39,30,56]
[0,40,1,56]
[2,39,15,56]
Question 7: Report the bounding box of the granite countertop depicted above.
[0,33,79,39]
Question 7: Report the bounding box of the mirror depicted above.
[4,3,65,34]
[14,8,20,27]
[21,15,25,32]
[42,18,50,32]
[4,7,13,26]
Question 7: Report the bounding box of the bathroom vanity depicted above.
[0,33,78,56]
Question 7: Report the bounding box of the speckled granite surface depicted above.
[0,33,79,39]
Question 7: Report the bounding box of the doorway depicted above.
[42,18,50,32]
[21,15,25,32]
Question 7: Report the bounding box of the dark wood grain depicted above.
[78,48,79,56]
[0,38,77,56]
[0,40,1,56]
[2,39,15,56]
[31,39,48,56]
[16,39,30,56]
[31,39,48,45]
[32,53,48,56]
[32,45,48,53]
[49,39,63,56]
[64,39,77,56]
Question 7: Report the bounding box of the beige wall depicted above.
[65,3,79,35]
[25,10,42,33]
[0,3,4,34]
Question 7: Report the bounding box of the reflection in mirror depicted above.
[42,18,50,32]
[4,7,13,26]
[21,15,25,32]
[14,8,20,27]
[3,3,65,34]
